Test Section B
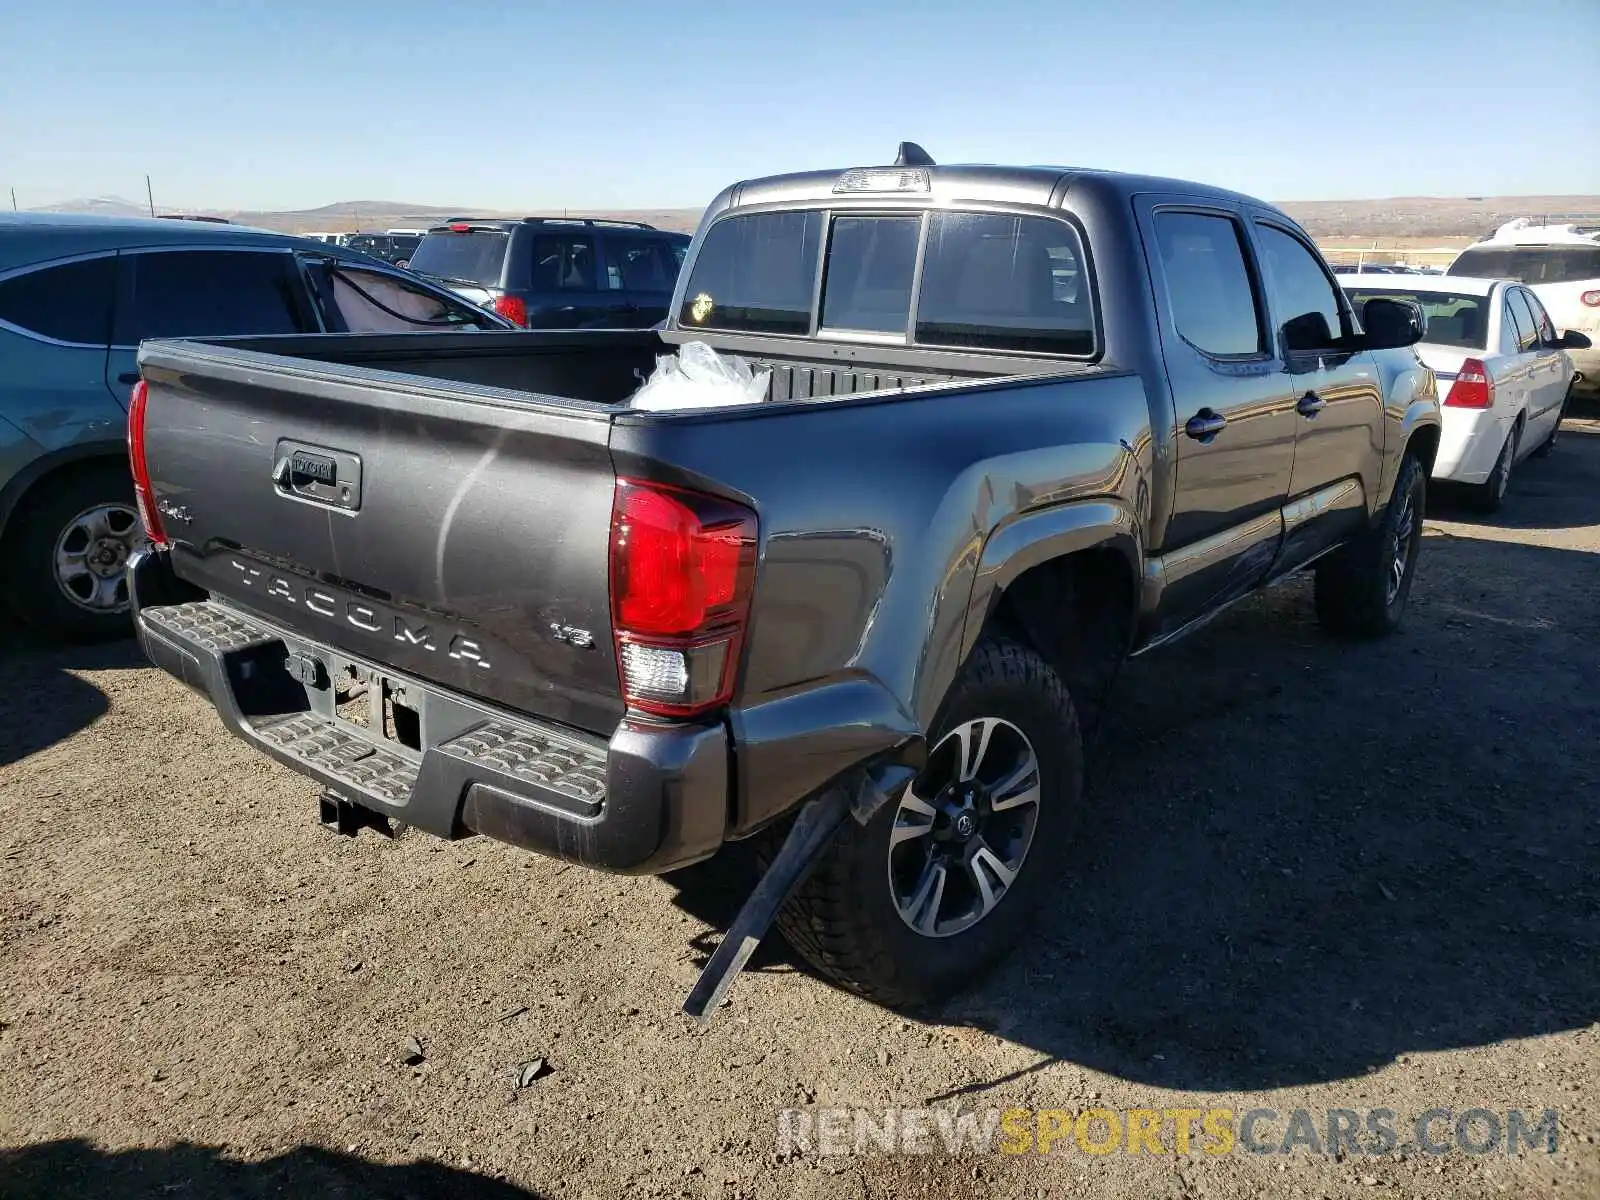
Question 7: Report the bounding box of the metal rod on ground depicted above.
[681,786,853,1022]
[680,761,916,1023]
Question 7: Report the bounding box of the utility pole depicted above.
[9,188,16,212]
[146,175,155,217]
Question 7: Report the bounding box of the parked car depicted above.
[1447,219,1600,396]
[1332,262,1414,275]
[407,217,690,328]
[0,213,510,639]
[127,148,1439,1015]
[1343,274,1585,511]
[345,233,423,269]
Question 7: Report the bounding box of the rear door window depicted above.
[529,235,597,292]
[820,216,920,333]
[680,211,823,334]
[0,255,117,345]
[603,235,678,294]
[914,213,1094,355]
[114,250,311,344]
[1525,290,1558,343]
[407,230,510,286]
[1152,212,1263,357]
[1505,289,1538,352]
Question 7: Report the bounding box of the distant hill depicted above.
[28,193,1600,240]
[28,195,151,218]
[1280,194,1600,239]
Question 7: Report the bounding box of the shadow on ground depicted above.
[0,1139,545,1200]
[670,417,1600,1095]
[0,620,144,766]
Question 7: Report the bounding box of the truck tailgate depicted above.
[139,343,624,735]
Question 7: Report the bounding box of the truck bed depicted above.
[151,328,1090,410]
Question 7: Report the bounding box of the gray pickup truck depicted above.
[127,145,1440,1014]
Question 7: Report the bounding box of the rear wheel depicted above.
[773,636,1083,1008]
[1314,452,1425,639]
[1469,421,1519,513]
[2,463,139,641]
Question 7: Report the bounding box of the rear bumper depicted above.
[1432,407,1510,485]
[128,549,729,874]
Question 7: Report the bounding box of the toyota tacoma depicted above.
[126,145,1441,1014]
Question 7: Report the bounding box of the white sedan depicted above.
[1342,275,1576,512]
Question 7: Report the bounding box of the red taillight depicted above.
[609,480,757,718]
[1443,358,1494,409]
[126,380,168,547]
[448,223,471,232]
[1581,290,1600,308]
[493,294,528,326]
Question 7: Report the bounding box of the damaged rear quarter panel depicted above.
[608,369,1152,835]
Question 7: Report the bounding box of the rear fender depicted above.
[959,499,1144,666]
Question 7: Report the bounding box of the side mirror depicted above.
[1554,329,1592,351]
[1361,297,1426,350]
[1282,310,1336,354]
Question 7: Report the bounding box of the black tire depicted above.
[1314,452,1425,639]
[773,636,1083,1008]
[1531,388,1570,459]
[1,463,139,641]
[1468,421,1519,514]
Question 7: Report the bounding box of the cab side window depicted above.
[1152,211,1263,357]
[1255,224,1348,354]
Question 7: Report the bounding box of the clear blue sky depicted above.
[4,0,1597,211]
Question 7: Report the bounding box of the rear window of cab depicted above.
[679,209,1096,357]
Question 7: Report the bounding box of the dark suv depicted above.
[344,233,423,268]
[407,217,690,328]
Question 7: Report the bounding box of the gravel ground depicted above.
[2,420,1597,1200]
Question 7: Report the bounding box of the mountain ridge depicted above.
[23,193,1600,239]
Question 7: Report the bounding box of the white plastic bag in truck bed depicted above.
[629,341,771,411]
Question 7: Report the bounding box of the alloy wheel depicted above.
[1387,483,1417,607]
[887,717,1042,939]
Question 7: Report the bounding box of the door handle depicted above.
[117,372,141,385]
[1184,409,1228,442]
[1297,391,1326,418]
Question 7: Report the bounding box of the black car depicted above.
[344,233,422,268]
[406,217,690,328]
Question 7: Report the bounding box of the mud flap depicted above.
[682,763,916,1023]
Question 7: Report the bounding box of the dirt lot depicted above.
[3,421,1598,1200]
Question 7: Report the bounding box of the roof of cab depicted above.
[720,162,1274,216]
